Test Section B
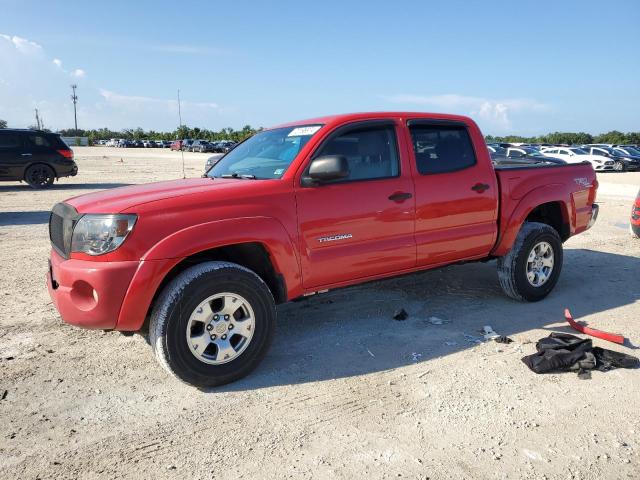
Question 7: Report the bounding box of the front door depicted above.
[295,121,416,289]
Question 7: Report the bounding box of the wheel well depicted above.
[144,242,287,330]
[525,202,569,241]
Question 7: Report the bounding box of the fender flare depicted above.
[116,216,302,331]
[491,184,572,257]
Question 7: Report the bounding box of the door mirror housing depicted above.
[302,155,349,186]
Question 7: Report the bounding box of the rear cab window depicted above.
[408,123,477,174]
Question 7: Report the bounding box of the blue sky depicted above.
[1,0,638,135]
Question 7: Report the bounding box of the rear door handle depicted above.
[471,183,490,193]
[21,153,32,157]
[388,192,413,202]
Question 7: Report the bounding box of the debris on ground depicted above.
[494,335,513,344]
[366,349,375,358]
[444,341,458,347]
[410,352,422,362]
[1,390,7,401]
[521,332,639,377]
[393,308,409,321]
[483,326,498,340]
[564,308,625,344]
[428,316,447,325]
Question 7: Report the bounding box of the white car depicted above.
[106,138,119,147]
[540,147,614,171]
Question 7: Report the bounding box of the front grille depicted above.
[49,203,80,258]
[49,212,65,255]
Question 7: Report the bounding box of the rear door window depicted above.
[408,124,476,174]
[27,134,52,148]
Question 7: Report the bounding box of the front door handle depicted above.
[21,153,32,157]
[471,183,490,193]
[388,192,413,202]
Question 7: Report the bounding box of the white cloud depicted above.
[52,58,62,68]
[99,89,218,109]
[71,68,86,78]
[381,93,550,132]
[0,34,42,54]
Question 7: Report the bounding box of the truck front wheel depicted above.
[497,222,563,302]
[149,261,276,387]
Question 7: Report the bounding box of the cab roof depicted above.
[271,111,475,129]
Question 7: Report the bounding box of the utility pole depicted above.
[177,89,183,127]
[70,84,78,134]
[34,108,41,130]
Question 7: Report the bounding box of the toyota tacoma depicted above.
[47,112,599,387]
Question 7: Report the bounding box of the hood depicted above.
[65,177,256,213]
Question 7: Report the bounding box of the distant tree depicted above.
[0,119,7,128]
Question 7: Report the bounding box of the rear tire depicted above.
[497,222,563,302]
[149,261,276,387]
[25,164,55,188]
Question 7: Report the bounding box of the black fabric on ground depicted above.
[522,332,638,376]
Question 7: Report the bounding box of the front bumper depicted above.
[47,249,139,329]
[587,203,599,229]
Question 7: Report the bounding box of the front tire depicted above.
[614,160,626,172]
[497,222,563,302]
[149,261,276,387]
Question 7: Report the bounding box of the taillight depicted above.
[57,149,74,159]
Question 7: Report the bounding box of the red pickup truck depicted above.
[47,112,599,387]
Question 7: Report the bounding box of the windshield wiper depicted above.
[221,172,257,179]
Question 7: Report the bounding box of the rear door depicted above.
[0,131,25,179]
[24,132,58,171]
[406,120,499,266]
[295,120,416,288]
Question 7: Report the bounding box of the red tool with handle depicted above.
[564,309,625,345]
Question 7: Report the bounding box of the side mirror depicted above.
[302,155,349,186]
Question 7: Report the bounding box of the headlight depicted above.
[71,214,137,255]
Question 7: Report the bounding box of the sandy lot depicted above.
[1,147,639,479]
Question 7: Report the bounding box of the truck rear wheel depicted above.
[149,261,276,387]
[497,222,563,302]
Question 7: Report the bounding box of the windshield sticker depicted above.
[274,168,284,175]
[288,126,321,137]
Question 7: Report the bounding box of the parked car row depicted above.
[170,139,237,153]
[98,139,172,148]
[487,142,640,171]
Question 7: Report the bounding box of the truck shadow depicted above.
[215,248,640,392]
[0,211,50,226]
[0,182,130,192]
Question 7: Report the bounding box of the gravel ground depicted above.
[0,147,639,479]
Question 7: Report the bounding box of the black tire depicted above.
[149,261,276,387]
[497,222,563,302]
[24,164,55,188]
[614,160,626,172]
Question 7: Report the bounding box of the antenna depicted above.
[70,84,78,134]
[177,89,185,179]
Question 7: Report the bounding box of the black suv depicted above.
[0,129,78,188]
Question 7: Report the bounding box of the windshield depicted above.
[208,125,323,179]
[569,148,589,155]
[621,146,640,156]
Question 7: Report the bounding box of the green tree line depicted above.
[55,124,262,145]
[485,131,640,145]
[2,118,639,146]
